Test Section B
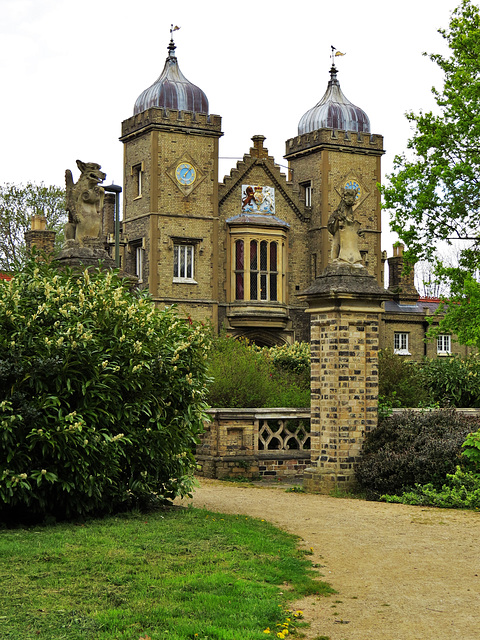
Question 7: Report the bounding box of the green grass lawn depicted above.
[0,506,333,640]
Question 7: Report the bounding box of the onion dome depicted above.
[298,65,370,135]
[133,37,209,115]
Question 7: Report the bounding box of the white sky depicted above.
[0,0,464,254]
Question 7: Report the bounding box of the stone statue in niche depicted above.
[64,160,106,245]
[328,187,364,267]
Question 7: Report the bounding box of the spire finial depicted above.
[330,45,346,68]
[168,24,180,57]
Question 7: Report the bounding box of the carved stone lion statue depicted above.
[64,160,106,245]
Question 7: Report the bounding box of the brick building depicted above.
[116,34,460,358]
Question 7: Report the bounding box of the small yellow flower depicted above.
[263,628,271,634]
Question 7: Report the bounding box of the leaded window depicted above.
[173,244,194,281]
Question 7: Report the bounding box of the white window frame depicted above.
[135,246,144,283]
[300,182,312,207]
[437,334,451,355]
[305,185,312,207]
[173,244,196,283]
[394,332,410,355]
[132,163,143,199]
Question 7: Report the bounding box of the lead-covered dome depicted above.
[133,38,209,115]
[298,66,370,135]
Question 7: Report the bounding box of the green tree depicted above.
[382,1,480,349]
[382,0,480,267]
[0,182,66,272]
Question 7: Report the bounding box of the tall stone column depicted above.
[299,264,389,493]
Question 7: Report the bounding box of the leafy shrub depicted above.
[382,468,480,509]
[264,367,310,408]
[0,258,210,520]
[420,355,480,407]
[378,349,429,408]
[355,409,480,498]
[207,335,275,408]
[261,341,311,376]
[379,350,480,409]
[380,427,480,509]
[462,429,480,471]
[207,336,310,408]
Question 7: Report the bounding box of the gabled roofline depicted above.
[219,138,309,223]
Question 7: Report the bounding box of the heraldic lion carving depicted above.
[64,160,106,245]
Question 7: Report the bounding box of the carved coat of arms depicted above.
[241,185,275,214]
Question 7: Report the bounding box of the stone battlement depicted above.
[285,128,384,158]
[121,107,222,139]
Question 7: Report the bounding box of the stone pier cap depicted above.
[298,263,389,310]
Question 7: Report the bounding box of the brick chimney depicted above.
[103,192,115,239]
[387,244,419,304]
[249,135,269,159]
[24,215,56,257]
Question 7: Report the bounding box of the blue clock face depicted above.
[345,180,361,199]
[176,162,196,186]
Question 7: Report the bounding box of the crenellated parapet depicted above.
[121,107,223,141]
[285,128,384,159]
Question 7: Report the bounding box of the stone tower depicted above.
[120,32,223,326]
[285,61,385,284]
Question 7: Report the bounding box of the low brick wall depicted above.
[195,407,480,481]
[196,408,311,480]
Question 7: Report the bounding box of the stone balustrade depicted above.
[195,408,311,480]
[195,407,480,483]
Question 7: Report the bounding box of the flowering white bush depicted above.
[262,341,311,375]
[0,258,211,519]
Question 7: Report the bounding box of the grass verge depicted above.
[0,506,334,639]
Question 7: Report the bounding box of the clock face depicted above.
[345,180,361,199]
[175,162,196,186]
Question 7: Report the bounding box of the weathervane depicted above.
[170,24,180,40]
[331,45,346,66]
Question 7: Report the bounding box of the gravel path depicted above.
[176,478,480,640]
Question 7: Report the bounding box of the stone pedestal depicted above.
[299,264,389,493]
[56,239,116,270]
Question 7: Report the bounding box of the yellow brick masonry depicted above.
[300,262,388,493]
[196,409,310,480]
[120,108,222,326]
[285,128,384,283]
[306,310,380,491]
